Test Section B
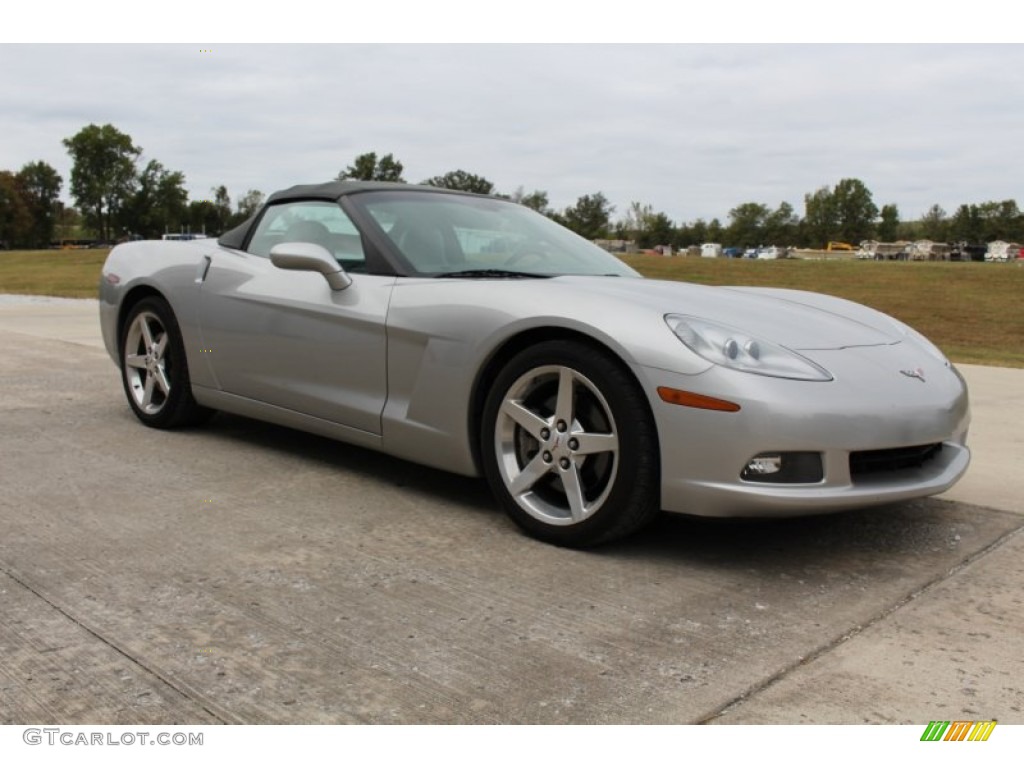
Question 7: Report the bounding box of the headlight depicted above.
[665,314,833,381]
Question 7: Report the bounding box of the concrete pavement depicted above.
[0,296,1021,724]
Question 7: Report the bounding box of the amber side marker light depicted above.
[657,387,741,412]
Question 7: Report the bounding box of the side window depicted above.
[247,201,366,272]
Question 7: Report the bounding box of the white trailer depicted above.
[985,241,1020,262]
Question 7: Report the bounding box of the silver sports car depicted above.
[99,181,970,547]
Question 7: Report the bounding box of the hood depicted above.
[558,276,900,351]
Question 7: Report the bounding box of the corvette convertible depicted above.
[99,181,970,547]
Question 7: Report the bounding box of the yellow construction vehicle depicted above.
[826,241,856,251]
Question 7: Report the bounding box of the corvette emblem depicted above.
[900,368,926,382]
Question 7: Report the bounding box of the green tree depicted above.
[763,202,799,245]
[803,186,838,247]
[123,160,189,238]
[947,204,981,243]
[559,193,614,240]
[621,201,654,243]
[678,218,714,246]
[15,161,62,248]
[974,199,1023,241]
[520,191,549,214]
[620,201,675,247]
[187,201,220,236]
[421,169,494,195]
[641,211,675,249]
[877,203,900,242]
[655,212,732,248]
[211,185,233,232]
[705,218,725,244]
[506,186,550,214]
[726,201,771,247]
[0,171,33,247]
[233,189,265,225]
[919,204,947,241]
[803,179,878,246]
[63,124,141,242]
[338,152,406,182]
[832,178,878,244]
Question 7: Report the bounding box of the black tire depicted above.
[120,296,213,429]
[481,340,660,547]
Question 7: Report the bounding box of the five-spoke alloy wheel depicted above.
[482,340,659,547]
[120,296,212,428]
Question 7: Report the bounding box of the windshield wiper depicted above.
[432,269,549,279]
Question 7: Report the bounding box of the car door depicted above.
[196,200,393,436]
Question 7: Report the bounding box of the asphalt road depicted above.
[1,299,1021,724]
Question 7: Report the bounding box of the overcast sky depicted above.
[3,37,1022,225]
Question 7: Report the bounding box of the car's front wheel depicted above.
[120,296,213,429]
[481,340,660,547]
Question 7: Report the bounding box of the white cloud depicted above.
[2,43,1022,224]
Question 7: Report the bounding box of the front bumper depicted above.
[643,344,971,518]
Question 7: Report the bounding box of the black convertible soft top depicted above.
[265,180,419,203]
[217,181,472,249]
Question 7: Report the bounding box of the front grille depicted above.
[850,443,942,479]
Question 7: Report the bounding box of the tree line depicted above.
[1,124,266,248]
[329,152,1024,248]
[3,125,1024,250]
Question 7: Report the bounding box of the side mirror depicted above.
[270,242,352,291]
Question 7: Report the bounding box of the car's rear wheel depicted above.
[481,340,660,547]
[120,296,213,429]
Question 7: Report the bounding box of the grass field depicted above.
[2,248,1022,367]
[0,248,109,299]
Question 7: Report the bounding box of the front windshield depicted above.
[350,190,639,278]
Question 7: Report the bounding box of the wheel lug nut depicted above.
[542,451,552,463]
[540,428,550,440]
[559,457,570,470]
[568,438,579,450]
[557,420,567,432]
